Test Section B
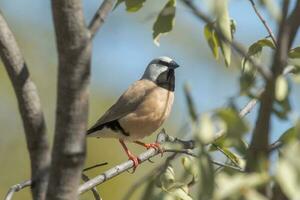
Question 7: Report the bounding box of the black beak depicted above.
[169,60,180,69]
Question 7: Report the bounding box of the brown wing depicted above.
[87,80,156,133]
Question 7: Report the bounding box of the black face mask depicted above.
[156,69,175,91]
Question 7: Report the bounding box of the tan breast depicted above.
[119,85,174,141]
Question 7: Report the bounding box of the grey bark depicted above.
[46,0,91,199]
[0,12,50,200]
[88,0,116,38]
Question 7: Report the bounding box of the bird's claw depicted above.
[144,143,164,157]
[126,155,140,173]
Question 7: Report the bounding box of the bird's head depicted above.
[142,56,179,91]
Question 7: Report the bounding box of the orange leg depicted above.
[119,139,140,171]
[134,141,164,157]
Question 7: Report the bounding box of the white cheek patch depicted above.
[149,65,168,81]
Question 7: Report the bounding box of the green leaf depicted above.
[278,121,300,145]
[159,166,175,190]
[244,189,268,200]
[275,75,289,102]
[210,142,245,168]
[216,0,232,67]
[204,23,219,59]
[239,63,257,94]
[198,147,215,199]
[273,96,291,120]
[181,157,198,181]
[215,108,248,139]
[214,173,269,199]
[242,38,275,70]
[125,0,146,12]
[275,142,300,199]
[288,47,300,58]
[210,135,248,156]
[153,0,176,46]
[197,113,214,144]
[167,186,193,200]
[183,83,198,122]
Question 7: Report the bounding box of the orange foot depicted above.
[126,150,140,172]
[134,141,164,157]
[119,139,140,172]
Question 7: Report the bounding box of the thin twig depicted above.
[212,144,240,167]
[248,0,277,47]
[82,174,102,200]
[83,162,108,172]
[210,160,244,172]
[88,0,116,39]
[4,180,32,200]
[165,149,244,172]
[181,0,273,80]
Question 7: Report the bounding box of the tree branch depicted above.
[78,131,169,194]
[0,11,50,200]
[248,0,277,47]
[246,0,300,175]
[81,174,102,200]
[78,131,244,195]
[88,0,116,39]
[46,1,92,199]
[180,0,272,80]
[4,180,32,200]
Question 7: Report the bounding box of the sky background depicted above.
[0,0,300,199]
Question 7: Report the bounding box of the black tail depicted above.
[86,120,129,136]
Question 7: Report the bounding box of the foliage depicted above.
[115,0,300,199]
[2,0,300,199]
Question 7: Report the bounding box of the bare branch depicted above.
[0,11,50,200]
[78,131,168,194]
[81,174,102,200]
[88,0,116,39]
[78,131,246,195]
[180,0,273,80]
[4,180,32,200]
[83,162,108,172]
[46,0,92,199]
[78,147,160,194]
[248,0,277,46]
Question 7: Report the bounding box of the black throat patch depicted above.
[156,69,175,91]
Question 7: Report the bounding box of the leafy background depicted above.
[0,0,300,199]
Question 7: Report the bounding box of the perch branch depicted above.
[78,131,169,194]
[81,174,102,200]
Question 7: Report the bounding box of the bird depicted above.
[87,56,179,170]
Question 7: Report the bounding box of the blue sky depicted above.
[1,0,300,142]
